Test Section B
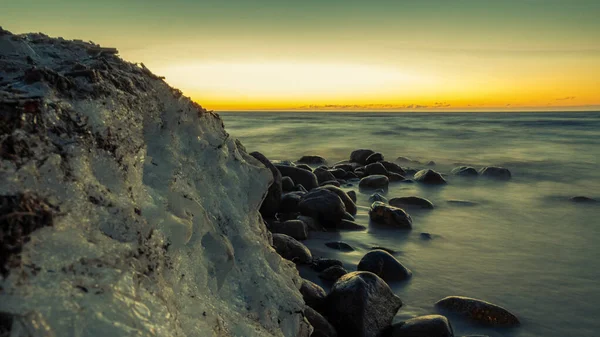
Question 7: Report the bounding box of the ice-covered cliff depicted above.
[0,28,310,337]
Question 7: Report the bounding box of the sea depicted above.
[219,112,600,337]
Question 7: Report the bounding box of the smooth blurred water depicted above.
[220,112,600,337]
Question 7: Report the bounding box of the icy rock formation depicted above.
[0,28,310,337]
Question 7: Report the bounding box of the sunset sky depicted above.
[3,0,600,111]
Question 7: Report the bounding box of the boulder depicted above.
[321,186,357,215]
[451,166,478,177]
[350,149,376,165]
[366,152,384,164]
[250,152,282,217]
[298,189,347,228]
[320,180,341,187]
[296,164,313,171]
[300,279,327,311]
[365,162,389,176]
[325,241,354,252]
[325,272,403,337]
[319,265,348,282]
[347,190,357,203]
[276,165,319,190]
[388,172,406,182]
[271,233,312,264]
[298,215,324,232]
[387,315,454,337]
[314,168,338,185]
[357,250,412,282]
[344,171,359,179]
[414,169,447,185]
[312,257,344,272]
[326,169,345,179]
[296,184,308,193]
[279,193,302,213]
[270,220,308,240]
[381,161,406,175]
[333,163,355,172]
[389,196,434,210]
[369,202,413,229]
[338,219,367,231]
[342,212,355,221]
[297,155,327,165]
[479,166,511,180]
[305,306,338,337]
[281,176,296,192]
[369,193,388,203]
[435,296,520,326]
[359,175,389,191]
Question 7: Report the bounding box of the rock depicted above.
[300,279,327,311]
[347,190,357,203]
[420,232,432,240]
[344,171,359,179]
[276,212,301,222]
[325,169,344,180]
[387,315,454,337]
[338,219,367,231]
[325,241,354,251]
[371,246,397,255]
[389,196,434,210]
[319,265,348,282]
[296,184,308,193]
[357,250,412,282]
[369,202,412,229]
[296,164,313,171]
[446,200,478,207]
[312,258,344,272]
[333,163,355,172]
[321,186,357,215]
[305,306,338,337]
[350,149,376,165]
[298,189,347,228]
[369,193,388,203]
[271,233,312,264]
[388,172,406,182]
[314,168,338,185]
[414,169,447,185]
[451,166,478,177]
[359,175,389,191]
[276,165,319,190]
[250,152,282,217]
[281,176,295,192]
[320,180,341,187]
[479,166,511,180]
[396,156,417,164]
[269,220,308,240]
[342,212,355,221]
[380,161,406,175]
[366,152,384,164]
[297,155,327,165]
[325,272,403,337]
[365,162,389,176]
[404,168,418,175]
[426,160,436,166]
[280,193,302,213]
[435,296,520,326]
[297,215,324,231]
[570,196,597,203]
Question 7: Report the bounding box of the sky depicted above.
[2,0,600,111]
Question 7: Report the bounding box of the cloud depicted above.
[556,96,576,101]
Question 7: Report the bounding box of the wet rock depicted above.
[359,175,389,191]
[333,163,355,172]
[426,160,436,166]
[300,279,327,311]
[435,296,520,326]
[305,307,338,337]
[365,162,389,176]
[325,271,403,337]
[369,202,412,229]
[329,168,347,179]
[357,250,412,282]
[269,220,308,240]
[404,168,418,176]
[570,196,597,203]
[315,168,338,185]
[297,155,327,165]
[446,200,478,207]
[319,265,348,282]
[298,189,347,228]
[389,196,434,210]
[250,152,282,217]
[312,257,344,272]
[414,169,447,185]
[451,166,478,177]
[276,164,319,190]
[325,241,354,251]
[320,180,341,187]
[338,219,367,231]
[420,232,432,240]
[371,246,397,255]
[347,190,357,203]
[281,176,295,192]
[381,161,406,175]
[387,315,454,337]
[344,171,359,179]
[350,149,376,165]
[321,186,357,215]
[369,193,388,203]
[388,172,406,182]
[297,215,324,231]
[280,193,302,213]
[296,164,313,171]
[479,166,511,180]
[342,212,355,221]
[271,233,312,264]
[366,152,384,164]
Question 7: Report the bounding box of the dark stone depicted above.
[281,176,295,192]
[387,315,454,337]
[298,215,324,232]
[366,152,384,164]
[347,190,357,203]
[371,246,397,255]
[479,166,511,180]
[404,168,418,176]
[325,272,403,337]
[359,175,389,191]
[321,186,357,215]
[369,202,412,229]
[388,172,406,182]
[276,212,301,222]
[320,180,341,187]
[305,306,338,337]
[446,200,478,207]
[300,279,327,311]
[314,168,338,185]
[338,219,367,231]
[369,193,388,203]
[271,233,312,264]
[333,163,354,172]
[344,171,359,179]
[420,232,432,240]
[426,161,436,166]
[319,265,348,282]
[389,196,434,209]
[275,165,319,190]
[312,257,344,272]
[570,196,597,203]
[435,296,520,326]
[296,184,308,193]
[414,169,447,185]
[451,166,478,177]
[365,162,389,176]
[342,212,355,221]
[325,241,354,251]
[296,164,313,171]
[250,152,282,217]
[329,168,347,179]
[381,161,406,175]
[297,155,327,165]
[350,149,376,165]
[298,189,347,228]
[269,220,308,240]
[357,250,412,282]
[279,193,302,213]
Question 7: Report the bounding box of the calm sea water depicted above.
[220,112,600,337]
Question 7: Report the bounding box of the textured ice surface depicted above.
[0,29,309,337]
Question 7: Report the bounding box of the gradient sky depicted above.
[3,0,600,111]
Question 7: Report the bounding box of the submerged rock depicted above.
[338,219,367,231]
[350,149,376,165]
[312,258,344,272]
[387,315,454,337]
[319,265,348,282]
[369,192,388,203]
[250,152,282,217]
[272,233,312,264]
[276,165,320,190]
[414,169,447,184]
[435,296,520,326]
[369,202,413,229]
[570,196,597,203]
[479,166,511,180]
[357,250,412,282]
[300,279,327,311]
[325,241,354,252]
[359,175,389,190]
[325,272,403,337]
[297,155,327,165]
[451,166,478,177]
[298,189,347,228]
[389,196,434,209]
[446,200,478,207]
[305,306,338,337]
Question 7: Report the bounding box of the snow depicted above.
[0,29,310,337]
